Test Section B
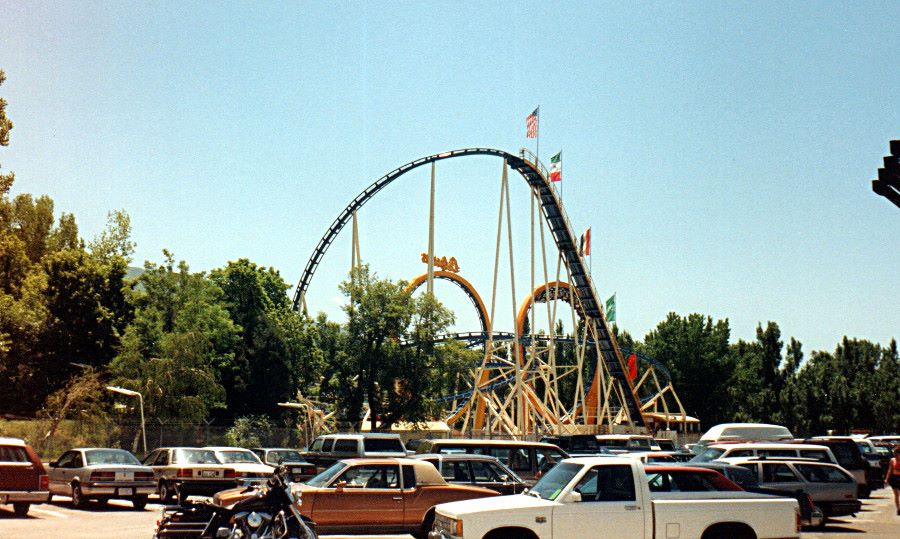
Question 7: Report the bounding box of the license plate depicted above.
[292,467,305,474]
[200,470,218,478]
[115,472,134,481]
[119,488,133,496]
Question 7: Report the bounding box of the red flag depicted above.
[627,353,638,381]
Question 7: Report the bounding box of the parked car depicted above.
[643,465,743,493]
[850,438,888,490]
[802,437,871,498]
[203,446,274,485]
[0,437,49,517]
[429,457,801,539]
[48,448,155,509]
[411,453,527,494]
[413,439,568,484]
[693,423,794,453]
[623,451,676,464]
[654,438,678,451]
[726,457,860,518]
[593,434,660,452]
[868,435,900,449]
[302,433,407,471]
[684,461,825,528]
[691,442,838,464]
[290,457,498,537]
[250,447,317,483]
[539,434,608,455]
[142,447,237,503]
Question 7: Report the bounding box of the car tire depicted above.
[71,484,87,508]
[12,502,30,517]
[413,510,435,539]
[175,485,188,505]
[132,495,148,510]
[158,481,174,503]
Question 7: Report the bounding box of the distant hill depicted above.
[125,266,144,280]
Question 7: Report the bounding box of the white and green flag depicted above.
[606,293,616,322]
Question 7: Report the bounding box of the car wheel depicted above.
[159,481,174,503]
[413,510,435,539]
[12,502,30,517]
[132,495,148,510]
[71,484,87,508]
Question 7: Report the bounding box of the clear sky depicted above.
[1,1,897,355]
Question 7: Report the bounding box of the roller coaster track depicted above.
[292,147,645,426]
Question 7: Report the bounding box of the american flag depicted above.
[526,107,539,139]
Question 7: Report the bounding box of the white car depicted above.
[203,446,274,485]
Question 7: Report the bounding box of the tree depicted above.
[209,259,320,419]
[337,265,415,429]
[0,69,13,195]
[640,313,734,427]
[88,209,134,263]
[728,322,784,423]
[109,252,237,422]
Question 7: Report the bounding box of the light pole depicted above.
[107,386,146,455]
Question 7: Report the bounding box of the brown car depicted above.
[0,437,49,516]
[214,458,498,538]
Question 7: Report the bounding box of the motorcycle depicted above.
[153,466,317,539]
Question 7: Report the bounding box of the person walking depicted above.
[886,445,900,515]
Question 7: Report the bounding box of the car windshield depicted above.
[529,462,583,500]
[216,450,262,464]
[173,449,220,465]
[305,462,347,488]
[85,449,140,466]
[268,450,303,464]
[691,448,725,463]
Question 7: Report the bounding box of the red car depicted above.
[0,437,50,516]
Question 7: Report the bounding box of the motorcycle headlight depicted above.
[246,511,263,528]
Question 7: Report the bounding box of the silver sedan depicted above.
[48,448,156,509]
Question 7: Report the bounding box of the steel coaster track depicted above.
[292,147,644,426]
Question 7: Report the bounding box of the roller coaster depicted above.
[293,148,695,438]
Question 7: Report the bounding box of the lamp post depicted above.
[107,386,146,455]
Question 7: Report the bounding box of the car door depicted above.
[762,462,805,492]
[553,464,645,539]
[469,459,511,494]
[310,463,405,533]
[49,451,76,494]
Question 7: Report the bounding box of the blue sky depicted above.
[1,1,897,354]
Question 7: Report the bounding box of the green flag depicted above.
[606,293,616,322]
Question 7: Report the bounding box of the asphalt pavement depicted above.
[0,488,897,538]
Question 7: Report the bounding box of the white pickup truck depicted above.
[428,457,800,539]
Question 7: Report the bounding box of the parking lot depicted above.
[0,488,897,539]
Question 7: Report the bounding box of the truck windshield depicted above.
[529,462,583,500]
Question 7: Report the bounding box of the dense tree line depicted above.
[1,71,896,435]
[634,314,899,435]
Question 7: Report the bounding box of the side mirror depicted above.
[335,480,347,492]
[499,474,509,482]
[49,460,58,468]
[562,491,582,504]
